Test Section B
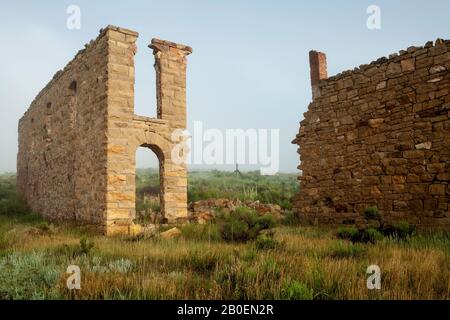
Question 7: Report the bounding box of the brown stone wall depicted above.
[105,36,191,235]
[293,39,450,229]
[17,28,110,225]
[17,25,191,235]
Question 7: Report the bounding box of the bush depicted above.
[217,207,276,242]
[281,280,314,300]
[79,237,95,255]
[337,226,384,244]
[361,227,384,244]
[382,221,415,240]
[255,234,281,250]
[336,226,359,242]
[364,206,380,220]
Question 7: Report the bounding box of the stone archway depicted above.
[105,120,188,235]
[135,144,164,224]
[127,127,188,226]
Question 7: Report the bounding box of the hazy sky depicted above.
[1,0,449,173]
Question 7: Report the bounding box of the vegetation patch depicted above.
[328,241,367,259]
[216,206,276,242]
[363,206,381,220]
[0,173,449,300]
[337,226,384,244]
[382,221,416,240]
[280,279,314,300]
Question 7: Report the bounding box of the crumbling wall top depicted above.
[313,38,450,87]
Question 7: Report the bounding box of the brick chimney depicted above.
[309,50,327,99]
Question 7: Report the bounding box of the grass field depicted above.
[0,172,449,300]
[136,169,298,210]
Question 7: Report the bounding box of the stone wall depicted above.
[17,25,191,235]
[293,39,450,229]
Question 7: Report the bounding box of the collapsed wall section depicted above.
[293,39,450,228]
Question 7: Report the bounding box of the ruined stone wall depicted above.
[293,39,450,229]
[18,26,191,235]
[17,28,110,225]
[105,36,191,235]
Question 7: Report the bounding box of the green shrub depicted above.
[361,227,383,243]
[281,280,314,300]
[336,226,359,242]
[364,206,380,220]
[255,234,280,250]
[217,207,276,242]
[337,226,384,244]
[79,237,95,255]
[383,221,415,239]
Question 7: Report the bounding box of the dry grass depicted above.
[0,216,448,300]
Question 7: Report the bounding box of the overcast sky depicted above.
[1,0,449,173]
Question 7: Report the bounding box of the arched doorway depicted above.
[134,144,165,224]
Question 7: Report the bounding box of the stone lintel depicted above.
[149,38,193,55]
[102,25,139,37]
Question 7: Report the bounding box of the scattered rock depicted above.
[188,198,284,224]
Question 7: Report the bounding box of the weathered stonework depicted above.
[293,39,450,229]
[17,26,192,236]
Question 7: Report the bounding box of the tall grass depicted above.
[0,173,448,300]
[0,219,448,299]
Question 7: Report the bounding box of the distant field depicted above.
[137,169,299,210]
[0,172,449,300]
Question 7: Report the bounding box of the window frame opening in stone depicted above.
[134,145,164,225]
[44,102,52,141]
[133,42,157,119]
[68,80,77,129]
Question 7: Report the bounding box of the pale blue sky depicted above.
[0,0,449,173]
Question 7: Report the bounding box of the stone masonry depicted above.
[17,25,192,236]
[293,39,450,229]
